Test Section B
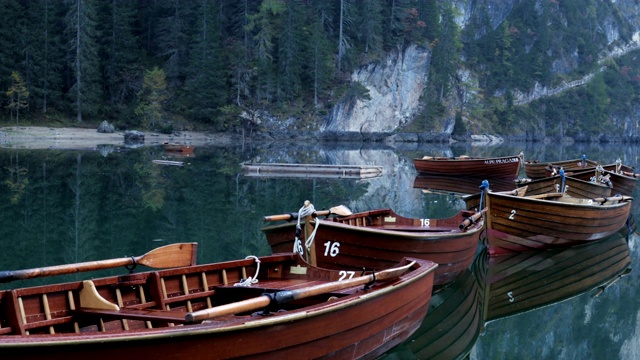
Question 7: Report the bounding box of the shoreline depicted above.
[0,126,237,150]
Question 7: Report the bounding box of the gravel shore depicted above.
[0,126,236,149]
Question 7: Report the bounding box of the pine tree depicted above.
[5,71,30,123]
[135,66,169,129]
[65,0,102,122]
[183,0,226,124]
[24,0,65,114]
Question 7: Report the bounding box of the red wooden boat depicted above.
[262,204,484,287]
[0,245,437,359]
[162,143,195,155]
[474,232,631,323]
[523,155,598,179]
[483,186,633,255]
[413,153,523,179]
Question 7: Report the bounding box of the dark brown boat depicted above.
[515,172,612,199]
[262,204,484,287]
[474,233,631,323]
[563,164,638,197]
[0,245,437,360]
[413,154,523,179]
[379,268,483,360]
[523,155,598,179]
[483,186,633,255]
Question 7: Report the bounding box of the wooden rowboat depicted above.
[483,186,633,255]
[413,153,523,179]
[162,143,195,154]
[474,232,631,323]
[262,204,484,287]
[380,268,483,360]
[563,165,638,197]
[0,247,437,359]
[515,172,612,199]
[523,155,598,179]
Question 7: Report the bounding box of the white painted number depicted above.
[509,210,516,220]
[420,218,430,226]
[323,241,340,257]
[339,270,356,281]
[507,291,515,302]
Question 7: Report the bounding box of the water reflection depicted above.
[0,141,637,358]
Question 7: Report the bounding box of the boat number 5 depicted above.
[420,219,430,226]
[509,210,516,220]
[323,241,340,257]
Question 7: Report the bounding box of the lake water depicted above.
[0,140,637,359]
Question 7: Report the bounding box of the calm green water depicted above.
[0,140,637,359]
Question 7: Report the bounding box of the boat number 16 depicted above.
[323,241,340,257]
[420,219,430,226]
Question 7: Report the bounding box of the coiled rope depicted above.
[234,255,261,287]
[294,202,320,254]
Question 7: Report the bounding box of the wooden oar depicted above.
[263,205,353,222]
[0,242,198,283]
[184,260,419,323]
[591,195,633,205]
[459,209,486,230]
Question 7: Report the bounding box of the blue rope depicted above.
[560,168,566,193]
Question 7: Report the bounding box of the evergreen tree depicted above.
[356,0,384,61]
[65,0,102,122]
[24,0,65,115]
[99,0,142,117]
[155,0,195,90]
[277,0,305,102]
[135,66,169,129]
[0,0,24,97]
[182,0,227,125]
[5,71,29,123]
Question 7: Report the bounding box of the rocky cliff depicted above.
[312,0,640,143]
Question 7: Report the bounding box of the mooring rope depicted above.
[234,255,261,287]
[294,202,321,253]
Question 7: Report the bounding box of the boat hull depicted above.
[0,254,437,360]
[524,158,598,179]
[263,209,483,287]
[485,191,632,255]
[413,155,522,179]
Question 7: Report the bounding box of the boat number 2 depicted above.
[509,210,516,220]
[323,241,340,257]
[420,219,430,226]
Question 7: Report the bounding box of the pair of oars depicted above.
[184,259,418,323]
[263,204,353,222]
[0,242,198,283]
[591,194,633,205]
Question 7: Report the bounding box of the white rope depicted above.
[294,203,321,254]
[234,255,260,287]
